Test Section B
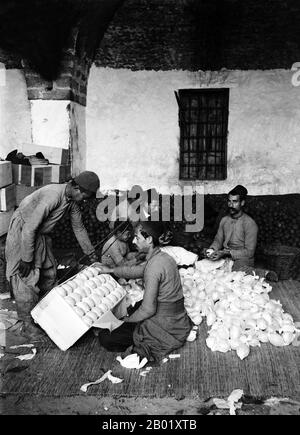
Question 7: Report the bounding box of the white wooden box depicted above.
[12,164,71,186]
[31,264,126,351]
[22,143,69,165]
[0,184,16,211]
[31,290,89,351]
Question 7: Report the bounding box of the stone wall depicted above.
[96,0,300,71]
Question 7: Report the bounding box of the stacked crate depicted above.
[0,161,15,293]
[0,161,15,236]
[13,144,71,206]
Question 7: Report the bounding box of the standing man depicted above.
[5,171,100,341]
[206,185,278,281]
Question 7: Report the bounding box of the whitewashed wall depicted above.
[30,100,70,150]
[0,70,32,159]
[86,67,300,195]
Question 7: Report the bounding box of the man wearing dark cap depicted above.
[5,171,100,341]
[206,185,278,281]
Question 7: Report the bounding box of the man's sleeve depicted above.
[70,203,95,256]
[209,218,225,251]
[21,200,53,262]
[113,263,146,280]
[230,219,258,260]
[125,264,160,323]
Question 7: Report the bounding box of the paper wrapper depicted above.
[93,298,128,332]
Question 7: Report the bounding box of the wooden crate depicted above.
[13,164,50,186]
[0,184,16,211]
[22,143,70,165]
[22,165,52,186]
[0,161,12,189]
[12,164,71,187]
[0,209,14,237]
[51,164,71,183]
[31,265,126,351]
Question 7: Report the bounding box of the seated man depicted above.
[206,185,278,282]
[97,221,192,362]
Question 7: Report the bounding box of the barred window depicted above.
[176,89,229,180]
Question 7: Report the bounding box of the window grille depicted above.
[176,88,229,180]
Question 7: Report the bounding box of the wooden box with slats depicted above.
[0,184,16,211]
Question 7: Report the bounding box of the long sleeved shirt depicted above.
[210,213,258,263]
[17,184,95,262]
[113,248,184,323]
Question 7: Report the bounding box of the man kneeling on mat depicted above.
[97,221,192,363]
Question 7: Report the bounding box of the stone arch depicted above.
[0,0,125,174]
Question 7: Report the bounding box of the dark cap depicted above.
[74,171,100,193]
[139,221,165,240]
[229,185,248,199]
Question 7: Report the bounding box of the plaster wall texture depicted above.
[0,69,31,159]
[86,67,300,195]
[30,100,70,150]
[69,102,86,176]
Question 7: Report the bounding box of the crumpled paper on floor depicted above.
[80,370,123,392]
[169,354,181,359]
[292,322,300,347]
[0,353,4,359]
[15,348,37,361]
[139,367,152,377]
[213,389,244,415]
[264,397,290,407]
[10,344,34,349]
[116,353,148,369]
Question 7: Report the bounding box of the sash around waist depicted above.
[156,298,185,315]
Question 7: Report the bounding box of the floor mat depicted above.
[1,281,300,400]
